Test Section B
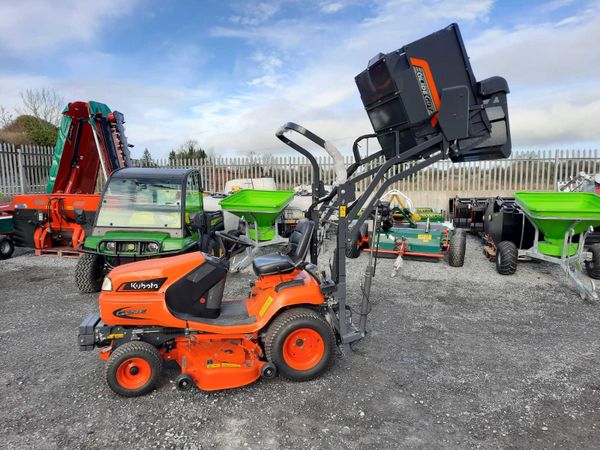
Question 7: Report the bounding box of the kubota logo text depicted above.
[130,281,159,290]
[118,277,167,292]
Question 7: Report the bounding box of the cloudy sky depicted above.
[0,0,598,159]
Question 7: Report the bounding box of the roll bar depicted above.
[276,122,346,185]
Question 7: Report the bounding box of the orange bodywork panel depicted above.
[99,251,326,333]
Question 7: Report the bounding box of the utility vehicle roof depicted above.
[110,167,196,180]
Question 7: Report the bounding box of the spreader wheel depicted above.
[585,244,600,280]
[75,254,105,293]
[0,236,14,260]
[264,308,335,381]
[496,240,518,275]
[448,229,466,267]
[105,341,163,397]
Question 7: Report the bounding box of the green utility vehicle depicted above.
[75,168,223,293]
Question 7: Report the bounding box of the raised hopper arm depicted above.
[278,23,512,350]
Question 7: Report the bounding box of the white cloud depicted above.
[229,1,281,26]
[468,11,600,87]
[321,2,345,13]
[0,0,138,55]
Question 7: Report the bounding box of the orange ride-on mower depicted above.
[79,220,337,396]
[78,23,512,397]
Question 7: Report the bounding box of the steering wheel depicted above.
[215,230,252,248]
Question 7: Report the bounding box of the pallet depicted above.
[35,247,81,259]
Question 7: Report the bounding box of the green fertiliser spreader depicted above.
[219,189,294,271]
[219,189,294,241]
[495,191,600,300]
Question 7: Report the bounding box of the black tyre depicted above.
[585,243,600,280]
[75,254,105,293]
[448,229,466,267]
[208,237,224,258]
[175,374,194,391]
[496,240,518,275]
[105,341,163,397]
[0,236,15,260]
[345,223,368,259]
[264,308,335,381]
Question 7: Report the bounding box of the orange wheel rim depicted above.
[282,328,325,371]
[115,357,152,390]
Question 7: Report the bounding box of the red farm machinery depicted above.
[8,101,131,256]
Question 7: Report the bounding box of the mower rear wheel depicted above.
[448,229,466,267]
[106,341,163,397]
[585,243,600,279]
[496,240,518,275]
[0,236,14,260]
[75,254,105,293]
[264,308,335,381]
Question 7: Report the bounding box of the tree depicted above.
[16,88,64,126]
[140,148,155,167]
[0,105,13,128]
[170,139,207,161]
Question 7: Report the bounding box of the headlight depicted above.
[146,242,159,252]
[105,241,116,251]
[101,277,113,292]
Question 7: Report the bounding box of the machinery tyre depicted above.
[264,308,335,381]
[208,237,224,258]
[496,240,518,275]
[176,374,194,391]
[448,229,466,267]
[75,254,105,293]
[0,236,14,260]
[106,341,163,397]
[585,243,600,280]
[345,223,367,259]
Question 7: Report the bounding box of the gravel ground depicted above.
[0,236,599,449]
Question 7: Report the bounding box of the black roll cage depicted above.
[276,122,448,351]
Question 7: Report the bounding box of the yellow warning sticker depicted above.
[221,362,241,368]
[259,296,274,317]
[107,333,125,339]
[417,234,432,242]
[339,205,347,218]
[207,362,242,369]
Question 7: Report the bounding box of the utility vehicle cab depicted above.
[75,168,223,293]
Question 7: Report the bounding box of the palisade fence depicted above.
[1,142,600,209]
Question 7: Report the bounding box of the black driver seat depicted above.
[252,219,315,276]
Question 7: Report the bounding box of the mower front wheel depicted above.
[0,236,14,260]
[264,308,335,382]
[585,243,600,280]
[75,254,105,293]
[496,240,518,275]
[448,229,466,267]
[106,341,163,397]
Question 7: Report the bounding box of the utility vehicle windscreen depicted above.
[96,178,183,229]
